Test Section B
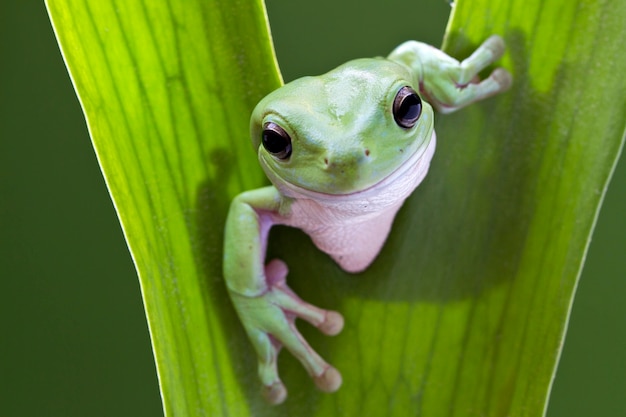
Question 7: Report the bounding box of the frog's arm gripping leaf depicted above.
[224,186,344,404]
[389,35,512,113]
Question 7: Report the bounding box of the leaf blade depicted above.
[47,0,281,415]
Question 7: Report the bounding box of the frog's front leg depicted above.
[389,35,512,113]
[224,186,344,404]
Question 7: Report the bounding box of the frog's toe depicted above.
[253,329,288,403]
[481,35,506,60]
[313,365,342,392]
[491,67,513,92]
[318,311,344,336]
[277,324,343,394]
[263,381,287,405]
[265,258,289,286]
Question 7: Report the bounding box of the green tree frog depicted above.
[224,35,511,404]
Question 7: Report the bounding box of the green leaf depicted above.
[47,0,625,417]
[46,1,281,415]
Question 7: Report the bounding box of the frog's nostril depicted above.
[322,148,367,170]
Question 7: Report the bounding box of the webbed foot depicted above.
[389,35,512,113]
[433,35,513,113]
[228,259,344,404]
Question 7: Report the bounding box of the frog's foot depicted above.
[416,35,513,113]
[431,35,512,113]
[231,259,344,404]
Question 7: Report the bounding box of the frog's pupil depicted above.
[400,95,420,120]
[262,122,292,159]
[263,130,286,153]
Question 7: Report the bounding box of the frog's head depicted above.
[250,58,434,195]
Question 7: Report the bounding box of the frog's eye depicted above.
[393,86,422,129]
[262,122,292,160]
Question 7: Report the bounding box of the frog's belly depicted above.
[279,133,436,273]
[287,199,405,272]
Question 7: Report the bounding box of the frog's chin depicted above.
[263,131,436,202]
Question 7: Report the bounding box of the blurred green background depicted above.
[1,1,623,416]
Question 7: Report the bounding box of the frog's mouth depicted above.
[264,130,437,203]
